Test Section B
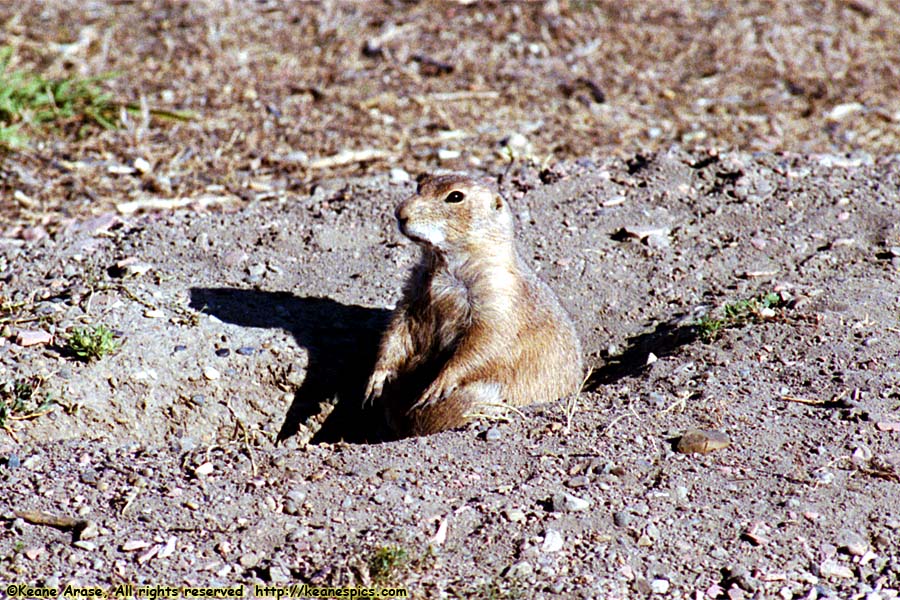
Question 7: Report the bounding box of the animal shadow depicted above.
[189,288,391,444]
[584,317,700,391]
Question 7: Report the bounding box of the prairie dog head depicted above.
[396,174,514,254]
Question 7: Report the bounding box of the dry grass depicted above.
[1,0,899,231]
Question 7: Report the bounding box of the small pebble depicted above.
[650,579,670,594]
[133,157,152,173]
[195,462,214,476]
[566,475,589,488]
[6,454,21,468]
[122,540,150,552]
[812,470,835,485]
[269,565,291,584]
[236,346,256,356]
[613,511,632,528]
[239,552,260,568]
[77,521,100,541]
[505,561,533,578]
[390,168,411,183]
[504,508,526,523]
[819,559,854,579]
[380,468,401,481]
[173,345,187,353]
[203,367,221,380]
[215,348,231,357]
[484,427,502,442]
[551,492,592,512]
[190,394,205,406]
[24,547,44,560]
[541,529,564,553]
[73,541,96,551]
[837,530,869,557]
[676,429,731,454]
[15,329,53,347]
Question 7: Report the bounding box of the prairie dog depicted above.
[365,174,583,437]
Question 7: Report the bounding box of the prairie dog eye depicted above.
[444,190,465,203]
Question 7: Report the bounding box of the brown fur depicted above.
[365,174,583,437]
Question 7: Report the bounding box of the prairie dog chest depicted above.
[419,267,471,350]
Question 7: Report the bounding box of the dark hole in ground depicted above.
[189,287,391,445]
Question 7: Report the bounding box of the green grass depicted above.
[65,324,120,362]
[0,375,54,430]
[368,545,408,584]
[0,46,119,147]
[696,291,785,341]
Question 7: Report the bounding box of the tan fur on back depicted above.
[365,174,583,437]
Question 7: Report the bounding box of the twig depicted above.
[2,424,20,443]
[225,402,257,478]
[566,367,595,432]
[779,395,825,406]
[9,408,55,421]
[412,91,500,103]
[601,408,640,437]
[14,510,85,530]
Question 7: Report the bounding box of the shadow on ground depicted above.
[189,288,390,445]
[585,317,700,391]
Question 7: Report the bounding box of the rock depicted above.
[502,132,533,158]
[837,530,869,557]
[650,579,670,594]
[812,470,835,485]
[380,467,401,481]
[390,168,410,183]
[15,330,53,347]
[269,564,291,583]
[541,529,564,553]
[566,475,589,488]
[613,511,632,528]
[195,462,214,476]
[77,521,100,541]
[6,454,20,468]
[551,492,591,512]
[437,149,461,161]
[133,157,152,174]
[504,508,526,523]
[617,225,671,243]
[819,559,854,579]
[826,103,864,121]
[215,348,231,357]
[236,346,256,356]
[505,561,533,578]
[158,536,177,559]
[73,541,96,551]
[239,552,260,568]
[203,367,221,380]
[114,258,152,278]
[121,540,150,552]
[484,427,502,442]
[676,429,731,454]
